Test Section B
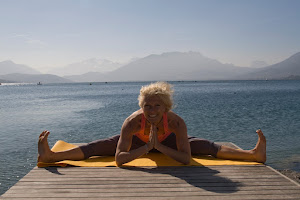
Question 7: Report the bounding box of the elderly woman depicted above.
[38,82,266,166]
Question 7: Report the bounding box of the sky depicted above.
[0,0,299,72]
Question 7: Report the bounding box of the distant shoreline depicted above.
[1,78,300,85]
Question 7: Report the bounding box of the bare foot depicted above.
[37,130,55,163]
[252,129,267,163]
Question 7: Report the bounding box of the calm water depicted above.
[0,80,299,195]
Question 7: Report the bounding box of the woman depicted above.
[38,82,266,166]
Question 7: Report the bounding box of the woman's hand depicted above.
[151,115,191,165]
[147,125,154,151]
[149,124,160,149]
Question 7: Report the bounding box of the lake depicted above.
[0,80,299,195]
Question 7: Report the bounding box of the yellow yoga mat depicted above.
[37,140,262,167]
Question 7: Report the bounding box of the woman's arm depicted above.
[115,118,154,166]
[153,117,191,165]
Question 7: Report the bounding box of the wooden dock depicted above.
[1,143,299,199]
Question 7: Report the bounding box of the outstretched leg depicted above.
[38,130,85,163]
[216,129,266,163]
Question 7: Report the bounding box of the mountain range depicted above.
[105,52,254,81]
[236,52,300,80]
[0,60,40,75]
[47,58,122,76]
[0,73,71,84]
[0,51,300,83]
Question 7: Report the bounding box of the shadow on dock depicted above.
[121,166,241,193]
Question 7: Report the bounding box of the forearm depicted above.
[115,144,150,166]
[155,143,191,165]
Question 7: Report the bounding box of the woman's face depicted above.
[142,95,166,125]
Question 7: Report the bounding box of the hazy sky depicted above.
[0,0,299,72]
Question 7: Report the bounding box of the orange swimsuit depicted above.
[135,113,172,143]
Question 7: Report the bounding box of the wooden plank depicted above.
[2,191,300,198]
[1,196,300,200]
[25,171,278,177]
[24,173,275,179]
[13,180,296,187]
[7,184,300,191]
[4,186,300,194]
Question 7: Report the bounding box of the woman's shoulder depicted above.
[166,111,186,130]
[123,109,143,132]
[127,109,143,121]
[166,110,184,121]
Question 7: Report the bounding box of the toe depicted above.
[45,131,50,137]
[256,129,262,133]
[39,130,47,137]
[256,129,265,137]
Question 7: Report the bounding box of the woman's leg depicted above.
[189,129,266,163]
[80,135,120,158]
[38,130,120,163]
[38,131,85,163]
[216,129,266,163]
[38,130,154,163]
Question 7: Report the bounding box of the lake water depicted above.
[0,80,299,195]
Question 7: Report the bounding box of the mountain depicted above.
[0,60,41,75]
[282,75,300,80]
[237,52,300,80]
[250,60,268,68]
[3,51,298,83]
[0,73,72,83]
[48,58,122,76]
[64,52,257,82]
[106,52,255,81]
[64,72,108,82]
[0,79,15,83]
[0,60,71,83]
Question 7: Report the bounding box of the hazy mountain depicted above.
[237,52,300,80]
[282,75,300,80]
[105,52,255,81]
[0,73,72,83]
[64,72,108,82]
[0,79,14,83]
[48,58,122,76]
[250,60,268,68]
[0,60,41,75]
[64,52,257,82]
[4,51,299,83]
